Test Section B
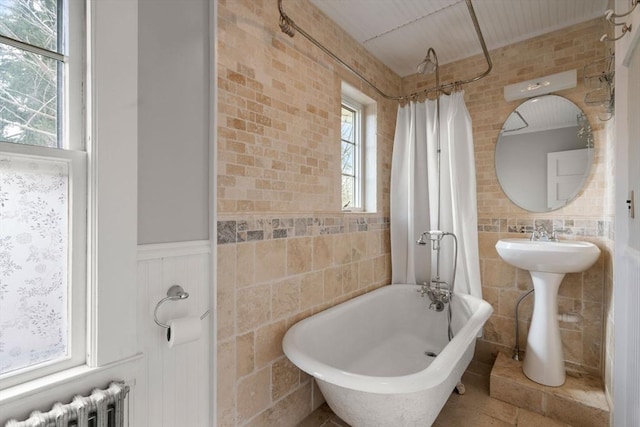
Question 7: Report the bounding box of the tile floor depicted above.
[490,352,609,427]
[297,361,574,427]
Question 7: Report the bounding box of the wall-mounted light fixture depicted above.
[503,69,577,102]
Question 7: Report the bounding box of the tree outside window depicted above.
[1,0,61,147]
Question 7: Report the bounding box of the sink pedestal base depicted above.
[523,271,566,387]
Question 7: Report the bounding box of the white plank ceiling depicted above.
[308,0,608,77]
[502,95,581,134]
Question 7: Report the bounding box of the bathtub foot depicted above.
[454,382,466,395]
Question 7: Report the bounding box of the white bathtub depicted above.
[282,284,493,426]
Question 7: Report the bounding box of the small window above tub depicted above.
[341,82,376,212]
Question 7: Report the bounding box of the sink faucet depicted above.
[530,225,558,242]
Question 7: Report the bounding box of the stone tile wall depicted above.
[217,2,616,425]
[216,215,391,426]
[216,0,398,425]
[217,0,399,216]
[404,18,614,377]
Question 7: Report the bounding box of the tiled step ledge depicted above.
[490,352,610,427]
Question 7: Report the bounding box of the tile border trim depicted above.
[477,217,614,240]
[217,215,389,245]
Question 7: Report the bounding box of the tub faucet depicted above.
[430,300,445,311]
[419,281,450,312]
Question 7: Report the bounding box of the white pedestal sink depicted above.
[495,238,600,386]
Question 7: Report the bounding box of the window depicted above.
[341,100,361,210]
[341,83,376,212]
[0,0,86,386]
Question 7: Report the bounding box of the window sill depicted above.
[342,210,378,215]
[0,353,143,405]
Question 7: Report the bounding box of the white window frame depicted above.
[0,0,139,399]
[0,0,87,388]
[0,143,87,388]
[341,97,363,211]
[85,0,139,368]
[341,82,377,213]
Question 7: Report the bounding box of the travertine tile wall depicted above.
[405,18,614,378]
[218,2,616,424]
[216,0,399,425]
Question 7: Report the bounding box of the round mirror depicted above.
[495,95,594,212]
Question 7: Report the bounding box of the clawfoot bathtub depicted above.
[283,284,493,426]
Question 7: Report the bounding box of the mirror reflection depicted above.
[495,95,594,212]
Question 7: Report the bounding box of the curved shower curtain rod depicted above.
[277,0,493,102]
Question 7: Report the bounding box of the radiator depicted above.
[4,381,129,427]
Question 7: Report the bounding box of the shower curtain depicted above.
[390,91,482,298]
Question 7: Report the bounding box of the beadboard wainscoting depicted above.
[137,241,213,426]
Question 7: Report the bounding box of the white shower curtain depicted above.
[390,91,482,298]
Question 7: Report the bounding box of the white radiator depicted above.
[4,382,129,427]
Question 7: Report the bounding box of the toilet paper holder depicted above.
[154,285,210,329]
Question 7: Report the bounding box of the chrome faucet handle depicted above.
[418,282,430,298]
[530,225,558,241]
[530,229,540,241]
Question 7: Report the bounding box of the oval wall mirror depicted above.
[495,95,594,212]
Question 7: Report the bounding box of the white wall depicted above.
[0,0,142,422]
[138,0,211,245]
[137,243,212,426]
[0,0,216,425]
[136,1,215,422]
[613,0,640,425]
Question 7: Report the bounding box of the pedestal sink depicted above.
[495,238,600,386]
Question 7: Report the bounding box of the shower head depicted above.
[416,47,439,75]
[416,230,451,245]
[417,58,436,75]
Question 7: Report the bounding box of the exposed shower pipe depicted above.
[412,46,458,345]
[419,47,444,282]
[277,0,493,101]
[417,231,459,341]
[416,231,459,298]
[412,48,457,344]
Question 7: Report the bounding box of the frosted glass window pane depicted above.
[0,153,69,375]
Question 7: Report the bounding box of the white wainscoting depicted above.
[614,247,640,426]
[0,242,213,426]
[137,240,212,426]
